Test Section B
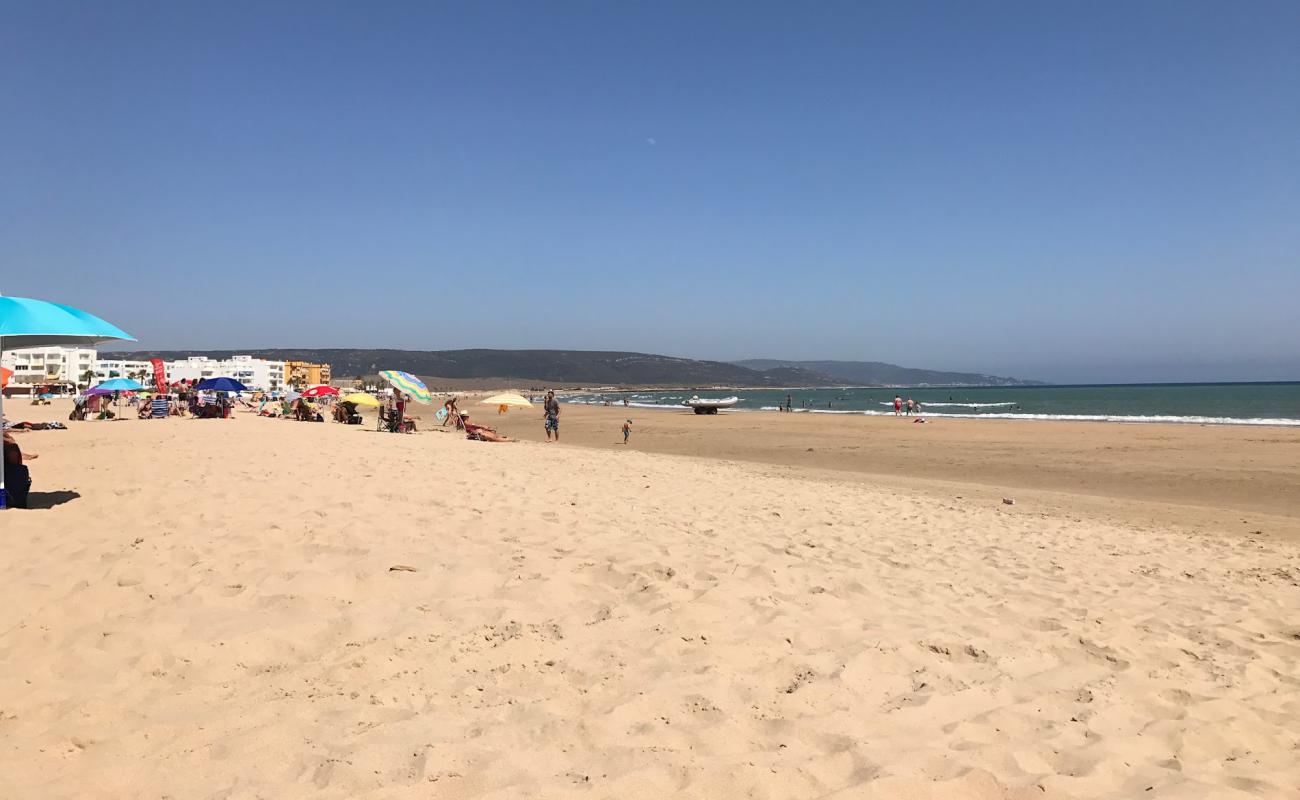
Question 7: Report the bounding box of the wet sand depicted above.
[469,402,1300,539]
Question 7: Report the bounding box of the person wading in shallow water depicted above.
[543,390,560,441]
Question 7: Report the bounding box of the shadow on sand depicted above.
[24,490,82,509]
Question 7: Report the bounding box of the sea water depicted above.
[564,383,1300,426]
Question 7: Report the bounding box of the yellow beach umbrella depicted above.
[342,393,381,407]
[480,392,532,408]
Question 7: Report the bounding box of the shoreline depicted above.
[559,399,1300,428]
[487,403,1300,540]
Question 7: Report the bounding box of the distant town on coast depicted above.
[2,347,1040,394]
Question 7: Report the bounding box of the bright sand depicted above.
[2,400,1298,798]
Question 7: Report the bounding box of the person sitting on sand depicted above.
[3,429,36,508]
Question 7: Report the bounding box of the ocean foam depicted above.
[877,401,1017,408]
[804,408,1300,426]
[563,397,1300,426]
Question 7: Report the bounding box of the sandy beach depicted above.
[2,400,1298,798]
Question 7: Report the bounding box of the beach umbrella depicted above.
[196,377,248,393]
[479,392,533,409]
[282,388,301,403]
[92,378,143,420]
[93,378,144,392]
[341,392,381,407]
[83,387,113,396]
[0,294,134,508]
[302,385,339,398]
[0,367,11,388]
[379,370,431,404]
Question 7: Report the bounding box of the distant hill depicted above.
[105,348,794,387]
[102,348,1039,387]
[732,359,1043,387]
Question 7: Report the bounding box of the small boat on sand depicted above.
[683,395,739,415]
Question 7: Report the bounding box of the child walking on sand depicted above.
[622,419,632,444]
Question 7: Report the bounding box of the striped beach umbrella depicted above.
[379,370,431,404]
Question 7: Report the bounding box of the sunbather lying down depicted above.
[5,421,66,430]
[463,417,510,442]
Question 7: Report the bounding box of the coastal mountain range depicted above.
[731,359,1042,387]
[104,348,1042,387]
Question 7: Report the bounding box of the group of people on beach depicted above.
[776,393,923,416]
[433,393,513,442]
[893,395,921,416]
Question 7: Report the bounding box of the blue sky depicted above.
[2,1,1297,383]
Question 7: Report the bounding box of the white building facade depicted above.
[1,346,99,391]
[3,347,286,393]
[94,357,155,382]
[165,356,285,392]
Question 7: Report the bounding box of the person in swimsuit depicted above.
[543,391,560,441]
[893,395,902,415]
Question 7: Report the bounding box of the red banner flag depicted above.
[150,359,167,393]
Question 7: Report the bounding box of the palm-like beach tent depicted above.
[0,294,135,508]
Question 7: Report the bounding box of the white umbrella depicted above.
[479,392,533,408]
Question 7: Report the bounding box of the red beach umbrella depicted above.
[302,385,339,398]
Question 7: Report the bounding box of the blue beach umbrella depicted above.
[0,294,134,509]
[196,377,248,393]
[93,378,144,392]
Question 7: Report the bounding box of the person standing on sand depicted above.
[906,397,915,416]
[395,392,408,431]
[894,395,902,415]
[442,396,459,426]
[622,419,632,444]
[543,390,560,441]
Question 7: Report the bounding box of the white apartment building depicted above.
[165,355,285,392]
[94,357,155,382]
[2,347,286,393]
[1,346,99,391]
